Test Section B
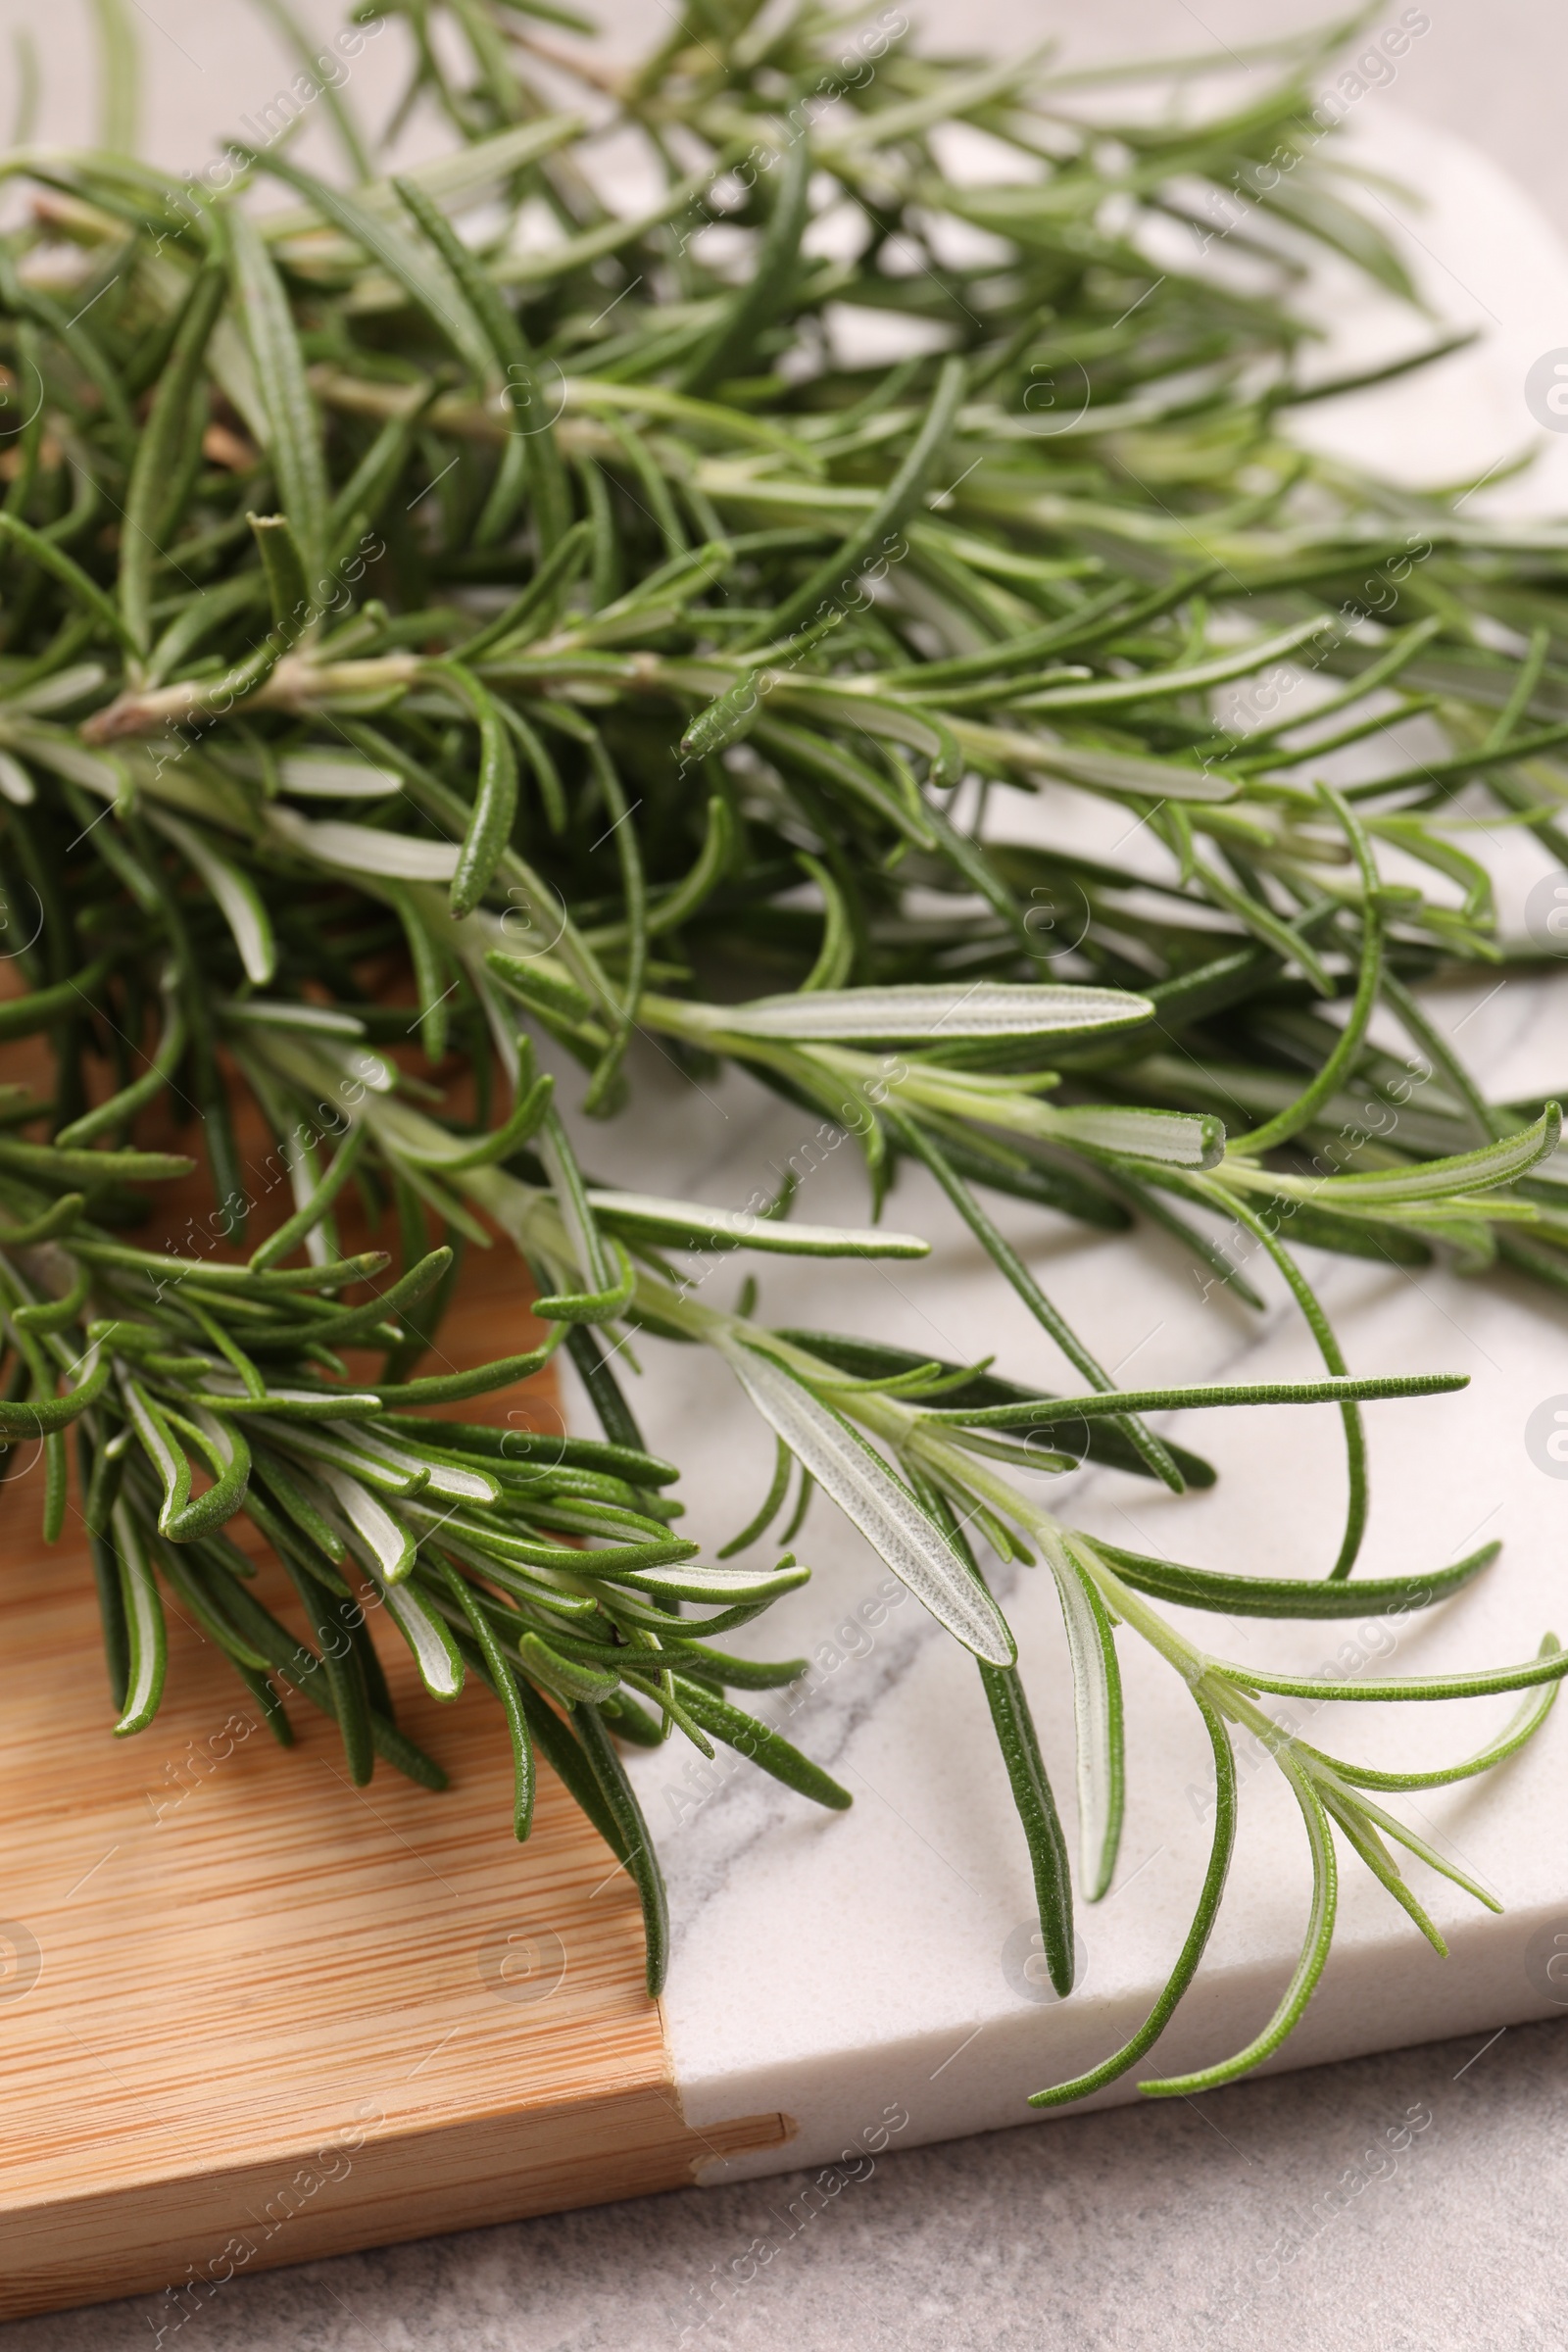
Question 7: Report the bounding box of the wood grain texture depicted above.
[0,1075,789,2320]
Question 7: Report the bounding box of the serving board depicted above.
[0,1113,786,2322]
[7,98,1568,2328]
[0,1459,785,2322]
[637,111,1568,2187]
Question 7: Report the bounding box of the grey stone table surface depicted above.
[4,2,1568,2347]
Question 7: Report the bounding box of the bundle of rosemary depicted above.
[0,0,1565,2108]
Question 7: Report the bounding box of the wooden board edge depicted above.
[0,2090,795,2321]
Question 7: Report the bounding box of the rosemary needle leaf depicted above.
[1140,1750,1337,2098]
[1029,1690,1237,2107]
[110,1499,167,1737]
[574,1701,670,1997]
[919,1474,1073,1992]
[726,1339,1015,1666]
[441,1561,535,1838]
[228,210,330,588]
[670,1676,852,1811]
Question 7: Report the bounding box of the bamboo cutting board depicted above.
[0,1128,788,2323]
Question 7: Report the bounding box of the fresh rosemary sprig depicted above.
[1,0,1565,2098]
[0,1142,866,1994]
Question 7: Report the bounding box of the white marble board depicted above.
[547,110,1568,2183]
